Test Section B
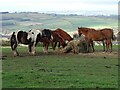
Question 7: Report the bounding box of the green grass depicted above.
[2,45,119,88]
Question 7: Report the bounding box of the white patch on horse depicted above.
[65,40,69,44]
[28,29,42,42]
[27,32,33,41]
[31,44,35,55]
[15,30,20,44]
[51,35,53,41]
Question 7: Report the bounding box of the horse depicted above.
[50,31,67,50]
[52,28,73,49]
[78,27,106,52]
[100,28,115,52]
[39,29,67,52]
[10,30,41,56]
[28,29,53,53]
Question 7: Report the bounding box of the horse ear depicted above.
[13,32,15,35]
[29,29,32,32]
[78,27,80,29]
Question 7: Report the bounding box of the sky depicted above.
[0,0,119,12]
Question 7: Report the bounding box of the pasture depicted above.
[1,13,117,33]
[2,45,119,88]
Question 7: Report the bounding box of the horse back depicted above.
[100,28,114,39]
[87,30,106,41]
[54,28,73,41]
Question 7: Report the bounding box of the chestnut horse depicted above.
[51,31,67,50]
[78,27,106,52]
[100,28,115,52]
[52,28,73,49]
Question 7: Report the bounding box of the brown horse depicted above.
[51,31,67,50]
[52,28,73,49]
[100,28,115,52]
[78,27,106,52]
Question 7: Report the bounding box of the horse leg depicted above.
[28,44,32,54]
[43,42,46,53]
[58,42,61,49]
[10,36,19,56]
[91,41,94,52]
[11,41,19,56]
[105,40,109,52]
[108,39,112,52]
[43,42,48,53]
[12,43,19,56]
[31,44,36,55]
[110,40,112,52]
[102,40,105,52]
[86,41,90,53]
[52,42,57,50]
[46,43,49,53]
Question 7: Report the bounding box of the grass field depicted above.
[1,45,119,88]
[1,13,118,33]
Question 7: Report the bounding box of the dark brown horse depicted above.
[52,28,73,49]
[78,27,106,52]
[39,30,67,52]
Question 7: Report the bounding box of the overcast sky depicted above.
[0,0,119,12]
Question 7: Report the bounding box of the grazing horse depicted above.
[51,31,67,50]
[28,29,53,53]
[100,28,115,52]
[10,30,40,56]
[52,28,73,49]
[78,27,106,52]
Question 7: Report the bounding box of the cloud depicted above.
[0,0,118,12]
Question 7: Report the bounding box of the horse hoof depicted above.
[44,52,48,54]
[14,54,19,57]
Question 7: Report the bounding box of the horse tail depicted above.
[111,29,116,41]
[10,32,17,50]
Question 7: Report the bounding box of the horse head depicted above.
[78,27,89,36]
[27,31,34,42]
[42,29,53,41]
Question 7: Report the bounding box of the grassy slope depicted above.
[2,46,118,88]
[1,13,117,32]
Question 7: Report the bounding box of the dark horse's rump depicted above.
[17,31,30,44]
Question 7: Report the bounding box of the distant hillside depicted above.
[1,12,118,34]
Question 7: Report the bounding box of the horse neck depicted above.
[81,30,88,36]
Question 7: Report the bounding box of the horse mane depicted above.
[78,27,96,32]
